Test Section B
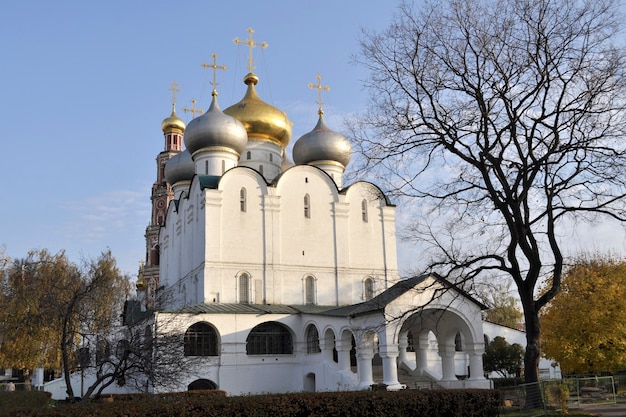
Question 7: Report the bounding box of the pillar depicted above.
[380,345,402,389]
[356,347,375,390]
[439,349,457,381]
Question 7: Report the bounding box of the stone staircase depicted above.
[371,365,441,390]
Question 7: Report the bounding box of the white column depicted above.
[380,345,402,389]
[468,350,486,380]
[320,334,335,363]
[398,334,408,365]
[439,349,457,381]
[415,333,429,376]
[356,347,375,390]
[336,339,351,372]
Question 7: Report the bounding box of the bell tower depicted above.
[140,81,186,309]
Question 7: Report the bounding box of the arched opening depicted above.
[188,379,217,390]
[303,373,316,392]
[246,322,293,355]
[306,324,321,354]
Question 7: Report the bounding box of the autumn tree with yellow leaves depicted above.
[541,255,626,374]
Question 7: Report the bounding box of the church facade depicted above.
[135,38,490,394]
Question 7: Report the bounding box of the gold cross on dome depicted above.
[201,53,227,93]
[233,28,268,73]
[308,74,330,114]
[168,80,181,106]
[182,99,204,118]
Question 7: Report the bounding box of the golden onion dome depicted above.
[224,73,292,148]
[161,104,186,133]
[136,263,146,291]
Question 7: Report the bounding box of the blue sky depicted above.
[0,0,407,278]
[2,0,625,281]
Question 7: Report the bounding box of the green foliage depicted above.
[478,282,524,329]
[541,255,626,374]
[1,389,502,417]
[483,336,525,378]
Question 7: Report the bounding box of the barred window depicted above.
[240,188,247,212]
[361,199,368,222]
[239,273,250,304]
[364,277,374,301]
[304,194,311,218]
[246,322,293,355]
[306,324,321,354]
[305,275,315,305]
[184,322,219,356]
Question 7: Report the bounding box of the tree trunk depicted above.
[523,305,543,409]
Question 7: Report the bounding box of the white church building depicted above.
[126,32,493,395]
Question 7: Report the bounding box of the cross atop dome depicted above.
[202,53,227,96]
[182,99,204,119]
[233,28,268,73]
[168,80,181,107]
[308,74,330,115]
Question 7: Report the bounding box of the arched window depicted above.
[304,194,311,218]
[364,277,374,301]
[246,322,293,355]
[240,188,247,212]
[184,322,219,356]
[455,332,463,352]
[361,199,368,222]
[239,273,250,304]
[306,324,321,354]
[305,275,315,305]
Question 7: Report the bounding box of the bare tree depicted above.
[352,0,626,389]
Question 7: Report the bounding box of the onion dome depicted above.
[164,149,195,185]
[184,92,248,158]
[161,104,186,133]
[292,112,352,168]
[136,262,146,291]
[224,73,292,148]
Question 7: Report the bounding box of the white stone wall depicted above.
[159,164,399,310]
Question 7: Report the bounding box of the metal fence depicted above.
[499,376,617,417]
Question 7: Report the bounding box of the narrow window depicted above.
[455,332,463,352]
[269,153,273,162]
[205,160,209,175]
[306,324,321,354]
[304,194,311,218]
[305,276,315,305]
[361,199,368,222]
[259,165,264,175]
[221,159,225,174]
[247,151,251,160]
[239,273,250,304]
[240,188,247,212]
[364,278,374,301]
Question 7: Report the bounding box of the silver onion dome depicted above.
[184,93,248,158]
[292,113,352,168]
[164,149,195,185]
